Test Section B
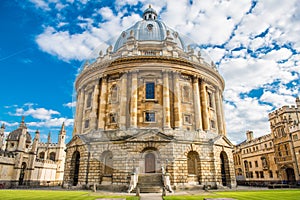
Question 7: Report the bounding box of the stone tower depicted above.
[64,6,236,191]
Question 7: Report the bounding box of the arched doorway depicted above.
[71,151,80,186]
[145,152,156,173]
[220,151,230,187]
[19,162,26,185]
[187,151,200,175]
[102,151,113,176]
[286,168,295,184]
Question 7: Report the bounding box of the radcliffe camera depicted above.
[0,1,299,200]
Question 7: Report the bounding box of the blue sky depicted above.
[0,0,299,144]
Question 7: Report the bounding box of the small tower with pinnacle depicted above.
[0,123,5,150]
[55,123,66,182]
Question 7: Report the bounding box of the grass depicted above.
[163,189,300,200]
[0,190,139,200]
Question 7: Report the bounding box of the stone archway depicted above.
[286,168,296,184]
[220,151,231,187]
[19,162,26,185]
[71,151,80,186]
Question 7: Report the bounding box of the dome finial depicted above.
[149,4,151,8]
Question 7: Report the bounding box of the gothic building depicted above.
[0,118,66,188]
[233,97,300,186]
[64,6,236,191]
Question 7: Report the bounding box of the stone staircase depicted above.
[136,173,163,193]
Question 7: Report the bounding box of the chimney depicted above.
[246,130,253,142]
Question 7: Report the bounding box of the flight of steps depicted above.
[136,173,163,193]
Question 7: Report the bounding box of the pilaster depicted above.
[193,76,202,131]
[130,71,138,128]
[200,80,209,131]
[163,70,171,129]
[98,76,108,130]
[120,72,128,130]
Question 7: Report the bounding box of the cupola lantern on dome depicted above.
[143,5,157,20]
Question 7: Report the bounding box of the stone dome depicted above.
[113,6,185,52]
[7,119,32,143]
[7,128,32,143]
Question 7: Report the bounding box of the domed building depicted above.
[0,118,66,188]
[64,6,236,191]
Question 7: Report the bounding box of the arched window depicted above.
[187,151,199,175]
[111,85,118,103]
[39,152,45,159]
[49,152,56,161]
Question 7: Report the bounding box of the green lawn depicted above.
[0,190,139,200]
[163,190,300,200]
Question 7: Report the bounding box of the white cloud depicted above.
[63,101,76,108]
[32,0,300,143]
[27,117,73,127]
[12,107,60,120]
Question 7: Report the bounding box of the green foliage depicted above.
[163,190,300,200]
[0,190,139,200]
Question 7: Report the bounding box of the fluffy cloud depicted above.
[31,0,300,143]
[11,106,60,120]
[63,101,76,108]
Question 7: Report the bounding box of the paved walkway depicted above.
[139,193,163,200]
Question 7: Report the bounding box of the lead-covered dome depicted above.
[6,118,32,143]
[113,5,185,52]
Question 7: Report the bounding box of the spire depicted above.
[47,132,51,144]
[19,116,26,128]
[60,122,66,135]
[31,130,40,153]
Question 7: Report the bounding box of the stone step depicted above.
[139,186,162,193]
[138,173,163,185]
[136,173,163,193]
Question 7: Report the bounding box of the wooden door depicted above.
[145,153,155,173]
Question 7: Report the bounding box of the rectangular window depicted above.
[269,170,273,178]
[293,134,298,140]
[84,119,89,129]
[255,171,259,178]
[110,113,117,124]
[184,114,191,124]
[211,120,216,129]
[145,82,155,99]
[249,162,252,168]
[260,171,264,178]
[255,161,258,167]
[208,92,213,108]
[86,92,92,108]
[145,111,155,122]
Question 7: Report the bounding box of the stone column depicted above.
[173,72,182,129]
[119,72,128,130]
[220,92,226,135]
[90,82,100,130]
[76,88,84,135]
[215,88,224,135]
[193,76,202,131]
[163,70,171,129]
[130,71,138,128]
[200,80,209,131]
[98,76,108,130]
